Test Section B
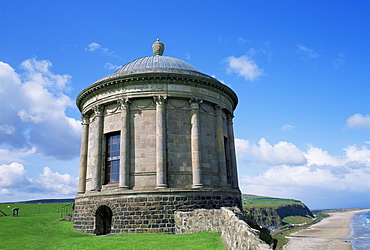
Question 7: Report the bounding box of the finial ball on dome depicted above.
[152,38,164,56]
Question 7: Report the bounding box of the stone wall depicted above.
[73,191,241,235]
[174,207,271,250]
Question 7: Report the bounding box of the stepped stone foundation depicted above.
[174,207,271,250]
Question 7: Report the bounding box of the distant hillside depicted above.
[2,198,75,204]
[242,194,314,228]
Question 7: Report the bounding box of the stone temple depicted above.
[73,39,241,235]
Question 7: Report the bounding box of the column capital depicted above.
[227,112,235,121]
[189,98,203,110]
[81,113,90,125]
[118,98,131,110]
[214,104,221,110]
[92,105,104,116]
[214,104,223,115]
[154,95,167,106]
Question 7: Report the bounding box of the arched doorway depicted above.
[95,205,112,235]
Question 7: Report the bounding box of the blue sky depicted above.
[0,0,369,209]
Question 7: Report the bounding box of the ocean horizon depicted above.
[348,210,370,250]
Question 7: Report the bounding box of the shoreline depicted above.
[284,208,370,250]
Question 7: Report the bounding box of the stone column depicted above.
[78,114,89,193]
[118,98,130,189]
[91,105,104,191]
[227,113,239,189]
[190,98,203,188]
[154,96,168,188]
[215,105,229,188]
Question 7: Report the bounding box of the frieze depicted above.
[131,98,154,110]
[105,103,120,115]
[167,99,188,109]
[199,102,214,114]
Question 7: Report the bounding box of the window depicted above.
[105,133,120,184]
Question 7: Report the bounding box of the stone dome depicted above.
[97,39,210,82]
[114,55,200,75]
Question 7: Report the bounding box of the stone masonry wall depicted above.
[174,207,270,250]
[73,192,241,235]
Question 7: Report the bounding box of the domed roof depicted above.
[98,39,202,81]
[114,55,200,75]
[77,39,238,111]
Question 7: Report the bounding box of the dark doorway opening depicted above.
[95,205,112,235]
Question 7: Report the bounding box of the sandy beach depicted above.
[284,208,370,250]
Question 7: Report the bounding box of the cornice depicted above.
[76,72,238,112]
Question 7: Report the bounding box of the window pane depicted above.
[106,133,120,184]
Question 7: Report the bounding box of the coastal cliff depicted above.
[245,203,313,227]
[242,194,314,228]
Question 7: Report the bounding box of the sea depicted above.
[348,210,370,250]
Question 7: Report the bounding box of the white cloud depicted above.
[296,43,319,59]
[0,163,78,201]
[0,124,15,135]
[36,167,78,195]
[0,59,81,161]
[225,55,264,81]
[334,53,345,68]
[238,138,370,208]
[104,62,121,70]
[304,145,340,166]
[185,52,191,60]
[0,147,36,165]
[344,145,370,166]
[85,42,121,60]
[281,124,295,131]
[86,42,102,52]
[346,113,370,130]
[237,37,249,44]
[0,162,29,187]
[0,189,10,194]
[235,138,307,165]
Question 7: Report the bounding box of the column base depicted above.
[156,184,168,189]
[191,184,203,189]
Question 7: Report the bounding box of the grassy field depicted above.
[0,203,226,250]
[242,194,300,208]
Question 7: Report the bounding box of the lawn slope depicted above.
[0,203,226,250]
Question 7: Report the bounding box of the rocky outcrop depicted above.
[174,207,271,250]
[245,207,283,227]
[276,204,313,218]
[244,203,313,228]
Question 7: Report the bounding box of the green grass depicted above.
[0,203,226,250]
[242,194,299,208]
[282,216,313,225]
